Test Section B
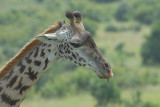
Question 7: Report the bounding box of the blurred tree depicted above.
[141,102,159,107]
[0,9,20,25]
[142,71,159,85]
[132,90,141,107]
[115,2,131,21]
[35,59,77,92]
[72,67,92,91]
[124,90,159,107]
[134,6,154,25]
[36,0,44,3]
[105,24,119,32]
[40,73,73,98]
[90,78,121,106]
[84,9,102,22]
[115,43,124,53]
[141,21,160,64]
[91,0,119,3]
[83,18,98,36]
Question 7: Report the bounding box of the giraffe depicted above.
[0,11,113,107]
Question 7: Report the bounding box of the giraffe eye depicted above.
[70,42,82,48]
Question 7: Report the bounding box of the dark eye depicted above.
[70,42,82,48]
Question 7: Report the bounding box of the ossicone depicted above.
[65,10,84,30]
[65,10,74,26]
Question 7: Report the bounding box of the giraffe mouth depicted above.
[98,75,110,83]
[97,69,113,80]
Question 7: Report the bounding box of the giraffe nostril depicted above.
[109,69,113,78]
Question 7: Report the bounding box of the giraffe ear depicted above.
[36,30,69,44]
[35,33,58,44]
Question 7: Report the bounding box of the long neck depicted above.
[0,40,59,107]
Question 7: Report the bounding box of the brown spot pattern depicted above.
[25,67,38,81]
[3,70,14,81]
[1,93,20,106]
[43,58,49,70]
[40,49,45,57]
[34,60,41,66]
[0,87,3,92]
[17,61,26,73]
[34,47,39,58]
[14,77,23,90]
[6,75,18,88]
[19,86,30,95]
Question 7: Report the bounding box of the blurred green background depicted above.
[0,0,160,107]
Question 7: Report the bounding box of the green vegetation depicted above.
[114,2,130,21]
[0,0,160,107]
[90,79,120,106]
[141,21,160,64]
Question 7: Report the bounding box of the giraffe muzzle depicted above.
[102,62,113,78]
[98,68,113,79]
[108,69,113,78]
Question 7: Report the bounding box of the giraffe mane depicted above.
[0,23,61,79]
[41,21,62,35]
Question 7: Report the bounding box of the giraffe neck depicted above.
[0,41,59,107]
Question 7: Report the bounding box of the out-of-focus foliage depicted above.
[132,0,160,25]
[122,90,159,107]
[105,24,119,32]
[134,6,155,25]
[91,0,119,3]
[114,2,131,21]
[90,79,121,106]
[141,21,160,64]
[105,24,141,32]
[83,18,98,36]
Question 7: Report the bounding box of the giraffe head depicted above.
[36,11,113,80]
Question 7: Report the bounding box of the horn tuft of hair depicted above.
[73,11,81,18]
[65,10,74,20]
[57,21,62,27]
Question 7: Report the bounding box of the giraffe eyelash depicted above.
[70,42,82,48]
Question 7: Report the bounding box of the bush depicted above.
[89,78,121,106]
[91,0,119,3]
[83,18,98,36]
[115,2,131,21]
[36,0,44,3]
[134,6,155,25]
[105,24,141,32]
[141,21,160,64]
[123,90,159,107]
[131,24,141,32]
[40,74,73,98]
[142,71,159,85]
[115,43,125,53]
[72,68,92,91]
[105,25,118,32]
[141,102,159,107]
[84,8,102,22]
[39,67,94,98]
